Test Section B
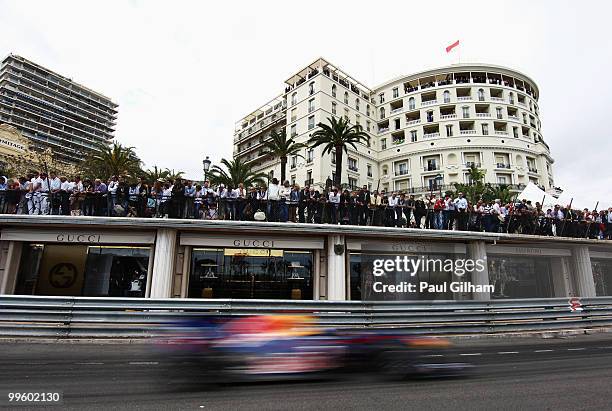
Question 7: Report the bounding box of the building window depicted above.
[344,108,349,122]
[291,155,298,169]
[291,175,296,185]
[410,130,417,142]
[308,115,315,130]
[443,90,450,103]
[344,92,349,104]
[306,170,312,184]
[367,164,373,177]
[348,157,358,171]
[291,92,297,106]
[355,98,360,111]
[380,107,385,119]
[496,107,503,119]
[309,82,315,95]
[509,92,514,104]
[462,106,469,119]
[394,118,400,130]
[379,93,385,103]
[513,127,519,138]
[381,138,387,149]
[366,120,371,132]
[356,114,361,126]
[308,98,315,113]
[291,108,297,122]
[366,104,370,116]
[426,110,434,122]
[331,102,337,115]
[408,97,415,110]
[478,88,485,101]
[392,87,399,98]
[348,177,358,189]
[307,148,314,163]
[291,124,297,137]
[482,123,489,135]
[446,125,453,137]
[331,84,337,97]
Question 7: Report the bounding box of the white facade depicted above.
[233,58,554,194]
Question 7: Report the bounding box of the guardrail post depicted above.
[571,246,596,297]
[149,228,177,298]
[326,234,346,301]
[468,240,491,300]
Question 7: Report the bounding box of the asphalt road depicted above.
[1,335,612,411]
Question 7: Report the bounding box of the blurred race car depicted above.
[156,314,470,383]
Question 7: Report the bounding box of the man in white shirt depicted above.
[59,176,72,215]
[278,181,291,222]
[266,178,280,222]
[328,187,341,224]
[454,192,469,231]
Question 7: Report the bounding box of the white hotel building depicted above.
[233,58,554,195]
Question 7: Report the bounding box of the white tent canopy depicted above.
[515,182,597,211]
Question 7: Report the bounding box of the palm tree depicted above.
[307,117,370,187]
[208,158,267,188]
[453,164,487,203]
[82,141,142,180]
[143,166,185,183]
[165,169,185,181]
[261,128,307,183]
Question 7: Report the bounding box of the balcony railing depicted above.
[508,115,519,121]
[465,162,481,168]
[378,127,389,134]
[395,169,410,176]
[440,114,456,120]
[423,132,440,139]
[528,167,539,173]
[459,130,476,135]
[421,100,437,106]
[494,130,508,136]
[496,163,511,169]
[518,101,527,107]
[457,96,472,101]
[390,107,403,114]
[348,165,359,172]
[490,97,505,102]
[423,165,440,172]
[406,119,421,125]
[476,112,491,118]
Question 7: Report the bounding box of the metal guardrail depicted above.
[1,295,612,338]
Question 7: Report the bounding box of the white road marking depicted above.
[459,353,482,356]
[534,349,554,353]
[422,354,444,357]
[128,361,159,365]
[75,362,104,365]
[497,351,519,354]
[567,348,586,351]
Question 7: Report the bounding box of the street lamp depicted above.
[435,173,443,197]
[203,156,212,182]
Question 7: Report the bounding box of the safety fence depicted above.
[1,295,612,338]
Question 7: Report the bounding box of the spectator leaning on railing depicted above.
[0,172,610,240]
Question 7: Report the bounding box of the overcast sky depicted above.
[1,0,610,207]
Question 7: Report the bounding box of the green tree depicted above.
[261,128,307,184]
[307,117,370,187]
[208,158,267,188]
[81,141,142,180]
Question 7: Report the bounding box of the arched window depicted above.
[380,107,386,119]
[309,82,315,95]
[366,104,370,116]
[355,98,360,111]
[344,92,349,104]
[291,92,297,106]
[443,90,450,103]
[331,84,336,97]
[478,88,485,101]
[509,92,514,104]
[408,97,415,110]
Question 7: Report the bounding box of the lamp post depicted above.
[203,156,212,182]
[435,173,443,197]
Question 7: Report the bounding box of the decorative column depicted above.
[571,246,596,297]
[550,257,573,297]
[149,228,177,298]
[326,234,346,301]
[467,241,491,301]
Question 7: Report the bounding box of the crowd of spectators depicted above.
[1,172,610,240]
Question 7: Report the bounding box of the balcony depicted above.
[423,164,440,172]
[518,101,527,107]
[476,112,491,118]
[395,169,410,176]
[496,163,511,169]
[421,99,437,106]
[378,127,389,134]
[459,130,476,135]
[490,97,504,102]
[528,167,539,174]
[390,107,403,114]
[423,132,440,139]
[465,162,481,168]
[406,118,421,125]
[457,96,472,101]
[348,165,359,172]
[440,114,456,120]
[494,130,508,136]
[508,115,519,121]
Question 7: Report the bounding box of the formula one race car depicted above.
[156,314,470,385]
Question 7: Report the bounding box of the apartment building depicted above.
[0,54,118,162]
[233,58,554,194]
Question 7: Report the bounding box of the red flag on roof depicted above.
[446,40,460,53]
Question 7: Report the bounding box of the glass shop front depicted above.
[181,233,323,300]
